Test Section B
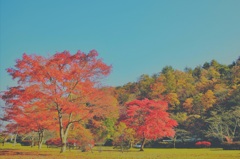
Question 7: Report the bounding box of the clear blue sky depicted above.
[0,0,240,91]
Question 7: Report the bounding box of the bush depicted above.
[45,138,62,147]
[67,139,81,150]
[104,139,113,146]
[20,140,38,146]
[20,140,31,146]
[195,141,211,148]
[222,142,240,150]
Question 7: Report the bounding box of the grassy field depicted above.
[0,143,239,159]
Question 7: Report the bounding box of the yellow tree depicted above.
[164,93,180,110]
[201,90,216,110]
[150,81,166,100]
[183,98,194,113]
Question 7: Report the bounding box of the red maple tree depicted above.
[124,98,178,151]
[3,50,113,152]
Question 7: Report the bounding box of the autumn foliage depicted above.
[195,141,211,148]
[46,138,62,147]
[124,99,178,150]
[1,51,239,152]
[2,50,115,152]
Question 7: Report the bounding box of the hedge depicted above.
[195,141,211,148]
[222,142,240,150]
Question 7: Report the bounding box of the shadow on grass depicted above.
[0,149,50,156]
[209,148,224,151]
[95,147,142,153]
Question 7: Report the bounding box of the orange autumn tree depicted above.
[6,50,112,153]
[124,99,178,151]
[2,86,54,149]
[1,87,31,146]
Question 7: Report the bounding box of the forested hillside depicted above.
[114,57,240,144]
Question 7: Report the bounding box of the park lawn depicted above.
[0,143,239,159]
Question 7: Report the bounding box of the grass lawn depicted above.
[0,143,239,159]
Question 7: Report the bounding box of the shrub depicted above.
[195,141,211,148]
[67,139,81,150]
[222,142,240,150]
[20,140,38,146]
[45,138,62,147]
[20,140,31,146]
[104,139,113,146]
[67,139,79,146]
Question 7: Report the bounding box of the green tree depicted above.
[137,74,154,99]
[112,122,135,152]
[160,66,176,93]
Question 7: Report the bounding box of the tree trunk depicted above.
[225,136,233,143]
[129,140,133,149]
[59,121,66,153]
[59,122,72,153]
[31,137,35,147]
[90,144,93,153]
[58,106,66,153]
[140,138,146,151]
[2,136,7,146]
[57,105,72,153]
[60,122,72,153]
[13,134,17,146]
[38,130,44,150]
[61,140,67,153]
[121,143,124,153]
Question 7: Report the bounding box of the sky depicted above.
[0,0,240,92]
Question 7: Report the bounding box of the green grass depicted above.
[0,143,239,159]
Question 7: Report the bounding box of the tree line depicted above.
[0,51,239,152]
[114,57,240,145]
